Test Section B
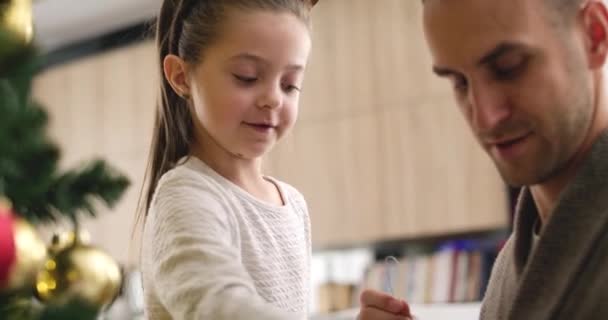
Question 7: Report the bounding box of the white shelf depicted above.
[310,302,481,320]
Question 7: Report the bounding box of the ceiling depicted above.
[33,0,162,51]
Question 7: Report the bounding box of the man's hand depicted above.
[357,289,412,320]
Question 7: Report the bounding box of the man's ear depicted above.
[581,0,608,69]
[163,54,191,98]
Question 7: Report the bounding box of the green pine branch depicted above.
[0,294,99,320]
[0,294,41,320]
[47,160,131,222]
[0,21,129,320]
[0,33,130,223]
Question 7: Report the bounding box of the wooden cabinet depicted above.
[264,0,508,248]
[34,42,158,264]
[33,0,507,261]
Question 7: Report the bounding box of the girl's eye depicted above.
[233,74,257,83]
[283,84,301,93]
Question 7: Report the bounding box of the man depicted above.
[358,0,608,319]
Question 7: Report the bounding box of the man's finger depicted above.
[360,289,411,315]
[358,306,412,320]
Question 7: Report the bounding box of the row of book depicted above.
[362,239,504,304]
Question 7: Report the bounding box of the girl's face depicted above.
[188,10,311,160]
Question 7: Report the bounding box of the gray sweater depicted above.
[480,129,608,319]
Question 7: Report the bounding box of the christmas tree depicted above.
[1,0,130,319]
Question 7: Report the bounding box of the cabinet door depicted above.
[266,0,508,248]
[34,42,158,265]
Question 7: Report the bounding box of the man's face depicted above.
[423,0,595,186]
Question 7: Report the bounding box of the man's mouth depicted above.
[489,132,533,159]
[495,135,529,148]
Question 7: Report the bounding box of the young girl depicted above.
[139,0,318,319]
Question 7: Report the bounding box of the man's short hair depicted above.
[548,0,583,22]
[421,0,583,27]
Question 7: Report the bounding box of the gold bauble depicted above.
[0,0,33,61]
[47,230,90,256]
[2,217,48,293]
[35,233,122,310]
[0,0,33,41]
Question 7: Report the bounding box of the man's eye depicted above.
[452,76,468,93]
[493,55,529,80]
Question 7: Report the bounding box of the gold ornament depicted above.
[47,229,91,255]
[0,0,33,42]
[35,231,122,310]
[0,0,33,61]
[1,215,48,293]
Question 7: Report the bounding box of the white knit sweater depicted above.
[141,157,311,320]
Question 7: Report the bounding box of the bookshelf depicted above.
[308,232,507,316]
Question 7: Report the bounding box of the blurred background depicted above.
[8,0,514,319]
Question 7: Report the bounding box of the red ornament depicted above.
[0,203,17,287]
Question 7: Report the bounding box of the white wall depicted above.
[33,0,161,51]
